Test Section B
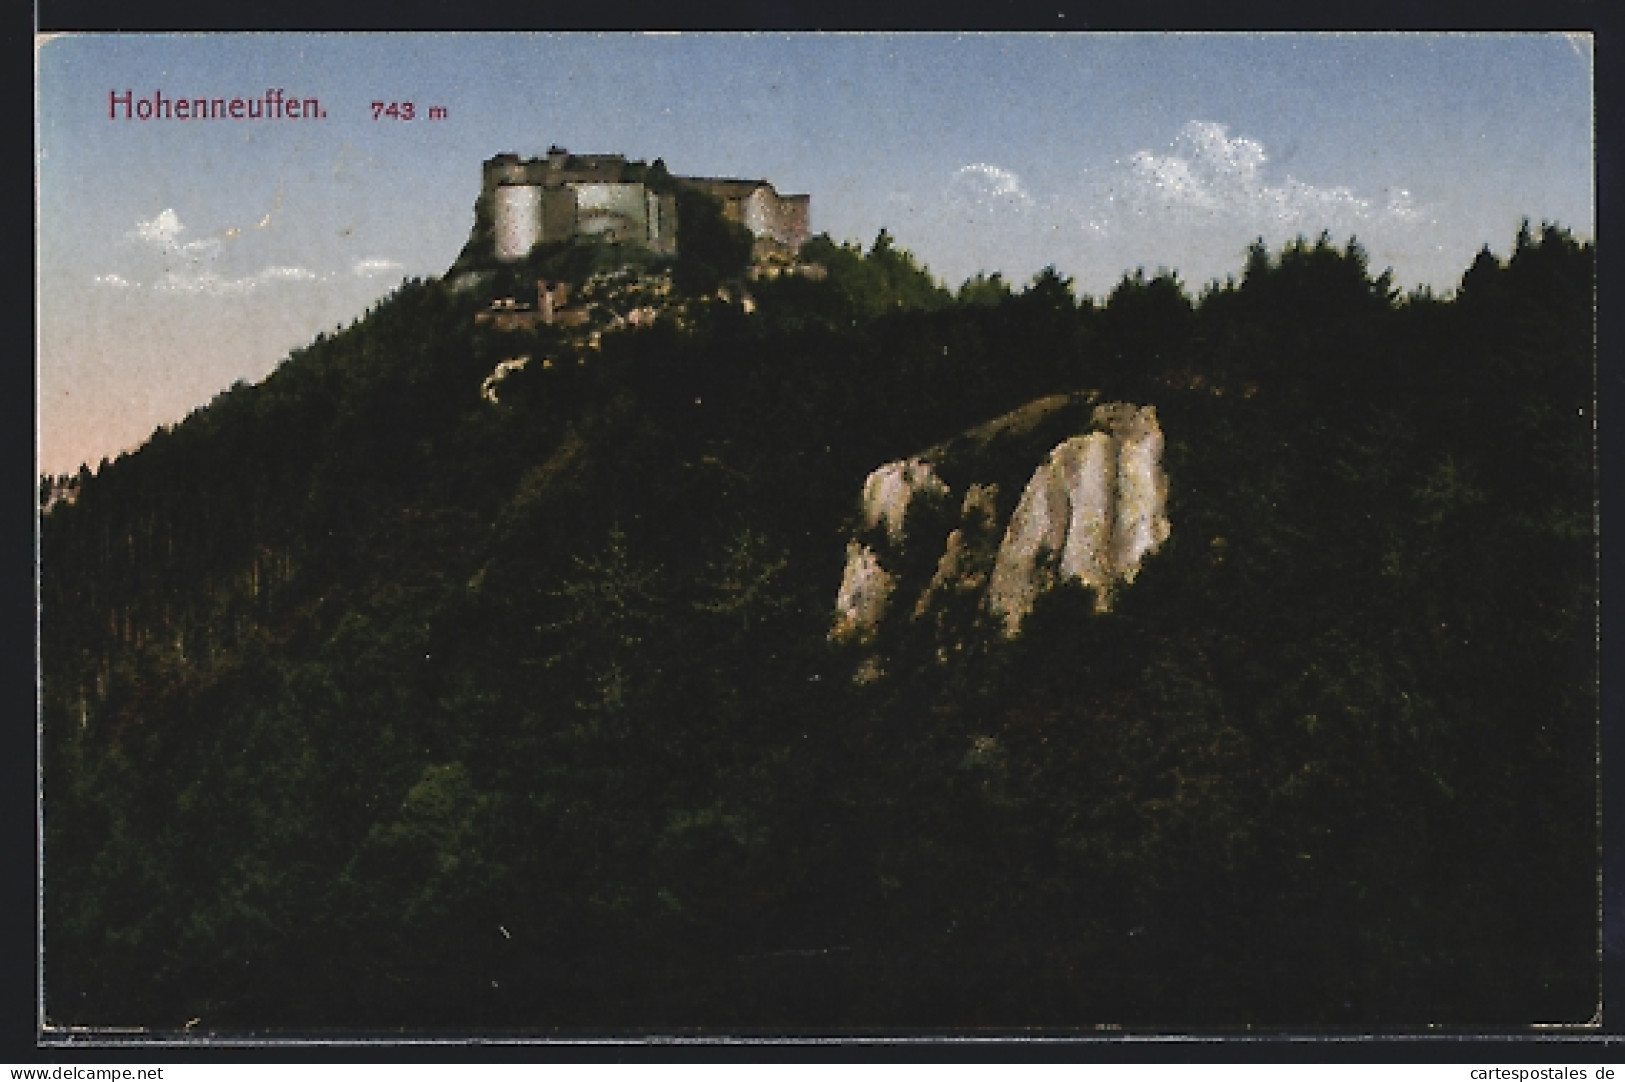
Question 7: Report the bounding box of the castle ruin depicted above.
[483,147,810,263]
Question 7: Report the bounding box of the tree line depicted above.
[40,222,1595,1028]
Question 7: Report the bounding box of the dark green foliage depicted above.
[956,271,1013,308]
[447,193,496,276]
[40,226,1595,1029]
[781,230,952,324]
[671,187,755,296]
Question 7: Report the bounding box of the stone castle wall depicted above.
[482,149,808,263]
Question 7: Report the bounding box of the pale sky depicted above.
[35,32,1595,476]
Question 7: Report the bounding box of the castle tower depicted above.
[494,184,544,261]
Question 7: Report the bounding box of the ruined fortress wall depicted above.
[742,188,774,238]
[484,152,625,193]
[572,183,650,243]
[773,194,810,249]
[558,154,626,179]
[743,188,811,249]
[541,187,577,245]
[647,191,678,257]
[493,185,543,261]
[484,155,531,188]
[481,151,809,261]
[679,179,810,249]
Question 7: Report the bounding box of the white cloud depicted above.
[260,265,319,282]
[152,264,320,295]
[905,122,1443,296]
[106,208,361,294]
[949,163,1033,211]
[128,208,222,257]
[131,208,184,248]
[1384,188,1419,219]
[1120,120,1423,229]
[352,257,404,277]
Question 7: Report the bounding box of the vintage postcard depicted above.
[35,32,1600,1040]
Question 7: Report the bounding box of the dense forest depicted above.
[39,216,1595,1030]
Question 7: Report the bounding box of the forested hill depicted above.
[40,223,1595,1030]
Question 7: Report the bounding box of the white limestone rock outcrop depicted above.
[861,457,947,544]
[832,399,1170,646]
[988,403,1169,631]
[831,458,950,643]
[986,432,1111,626]
[832,541,895,644]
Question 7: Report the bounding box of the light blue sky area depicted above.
[36,31,1594,475]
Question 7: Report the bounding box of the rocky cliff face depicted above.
[830,457,947,643]
[832,398,1169,646]
[988,403,1169,631]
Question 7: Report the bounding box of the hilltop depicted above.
[38,215,1596,1029]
